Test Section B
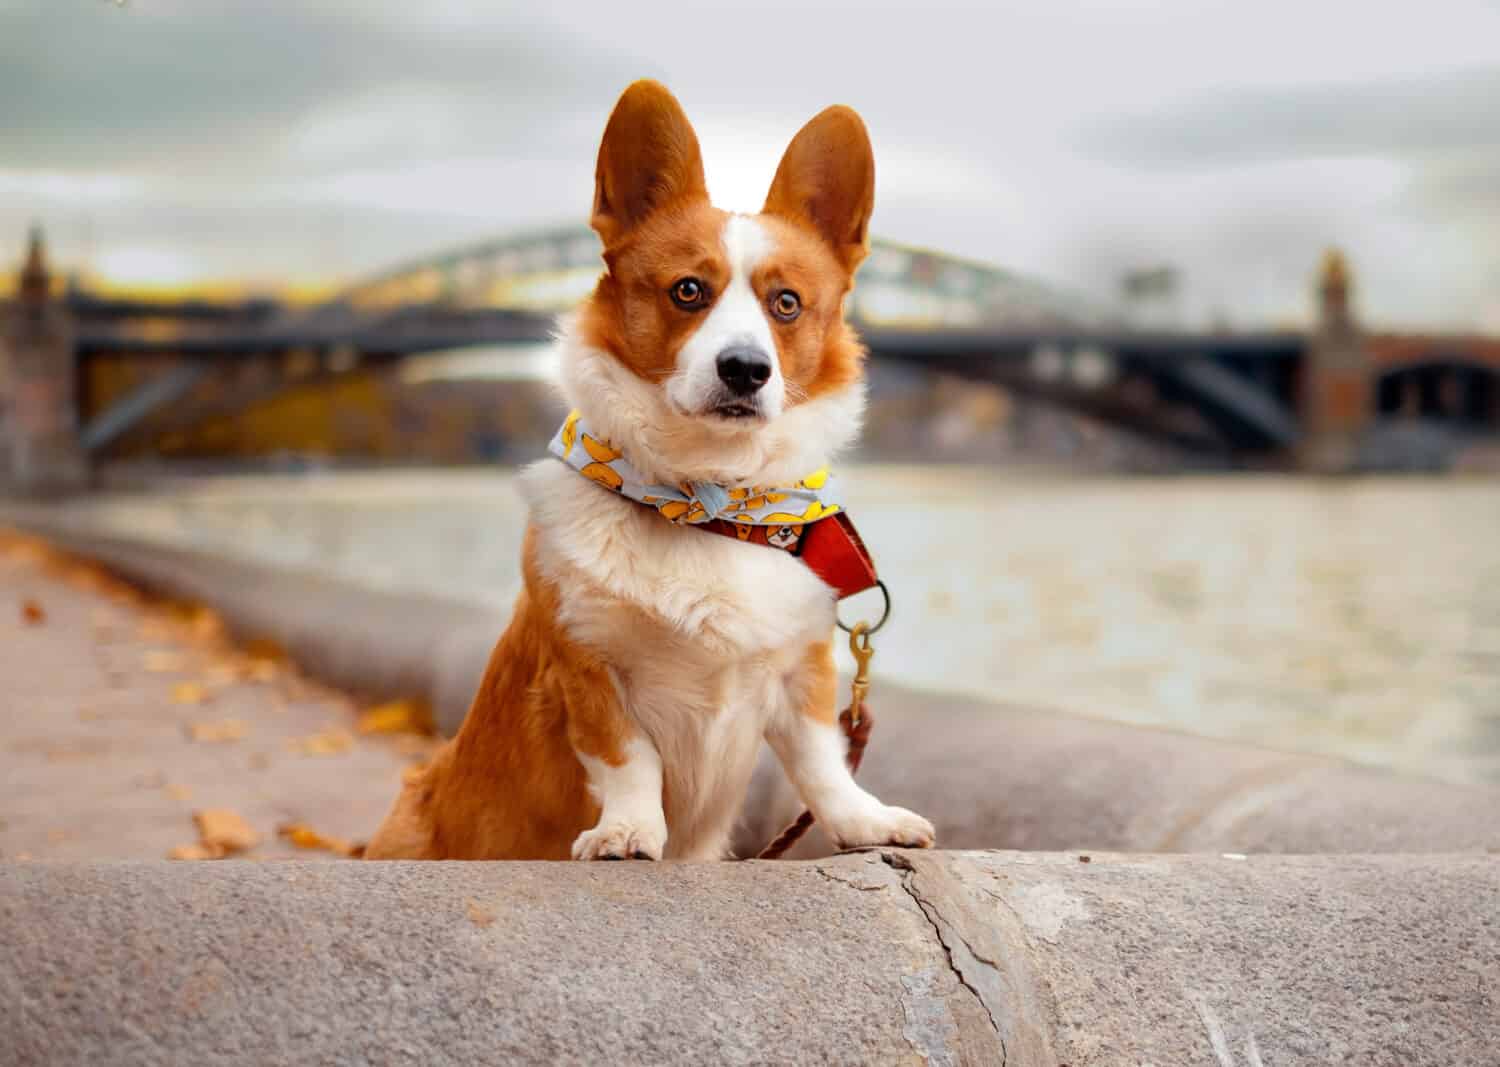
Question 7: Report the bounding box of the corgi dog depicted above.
[365,80,934,862]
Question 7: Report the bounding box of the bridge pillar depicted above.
[0,227,87,495]
[1299,249,1372,472]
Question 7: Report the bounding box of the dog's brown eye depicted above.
[771,290,801,322]
[671,278,706,309]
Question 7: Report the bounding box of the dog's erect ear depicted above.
[763,106,875,273]
[592,80,708,247]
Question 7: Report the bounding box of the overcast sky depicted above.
[5,0,1499,328]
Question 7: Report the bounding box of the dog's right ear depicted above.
[592,80,708,248]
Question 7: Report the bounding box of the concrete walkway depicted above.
[0,530,433,861]
[12,516,1500,860]
[4,850,1497,1066]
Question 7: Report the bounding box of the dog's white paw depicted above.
[825,804,936,851]
[571,820,666,861]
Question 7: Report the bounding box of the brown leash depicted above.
[756,621,878,860]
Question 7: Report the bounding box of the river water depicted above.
[63,468,1500,785]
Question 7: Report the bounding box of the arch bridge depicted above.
[4,228,1498,480]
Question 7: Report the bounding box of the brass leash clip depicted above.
[847,622,874,727]
[836,579,890,731]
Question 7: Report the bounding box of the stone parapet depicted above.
[2,852,1496,1066]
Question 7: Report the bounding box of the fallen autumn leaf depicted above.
[277,822,360,857]
[171,681,210,705]
[285,728,354,756]
[167,843,218,861]
[357,699,434,736]
[186,719,248,743]
[193,808,260,855]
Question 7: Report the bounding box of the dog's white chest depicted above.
[522,460,837,656]
[623,650,797,857]
[522,461,837,857]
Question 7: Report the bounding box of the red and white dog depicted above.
[366,80,934,861]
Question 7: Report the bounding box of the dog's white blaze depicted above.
[666,214,784,419]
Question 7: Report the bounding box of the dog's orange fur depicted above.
[366,80,895,862]
[366,532,617,859]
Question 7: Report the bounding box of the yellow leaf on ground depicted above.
[357,699,434,736]
[193,808,260,855]
[21,598,45,625]
[187,719,248,743]
[171,681,209,705]
[167,843,220,861]
[277,822,360,857]
[285,728,354,757]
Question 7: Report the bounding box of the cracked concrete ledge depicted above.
[890,850,1500,1067]
[9,513,1500,858]
[2,852,1496,1066]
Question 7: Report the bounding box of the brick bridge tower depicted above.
[1299,248,1372,472]
[0,227,85,494]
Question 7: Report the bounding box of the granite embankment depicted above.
[4,519,1499,1066]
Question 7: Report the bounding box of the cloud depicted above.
[1,2,639,176]
[0,1,645,280]
[0,172,508,284]
[1079,66,1500,169]
[5,0,1500,329]
[1405,155,1500,219]
[1066,59,1500,327]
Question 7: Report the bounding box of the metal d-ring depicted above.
[836,579,891,636]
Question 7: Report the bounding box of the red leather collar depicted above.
[698,511,879,600]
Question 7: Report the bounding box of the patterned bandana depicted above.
[547,409,844,550]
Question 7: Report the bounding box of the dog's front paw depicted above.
[825,804,936,851]
[572,820,666,861]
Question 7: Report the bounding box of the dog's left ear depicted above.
[763,106,875,273]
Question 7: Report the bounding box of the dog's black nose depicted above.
[716,346,773,396]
